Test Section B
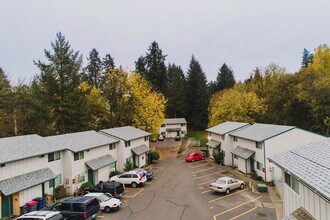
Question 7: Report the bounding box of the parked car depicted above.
[133,168,154,180]
[209,177,245,194]
[84,193,122,213]
[43,196,100,220]
[175,135,181,141]
[185,152,205,162]
[110,171,147,188]
[17,211,64,220]
[157,134,164,141]
[84,181,124,198]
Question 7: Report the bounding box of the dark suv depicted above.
[84,182,125,198]
[44,197,100,220]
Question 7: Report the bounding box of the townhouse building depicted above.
[159,118,187,138]
[206,122,249,165]
[100,126,150,171]
[269,138,329,220]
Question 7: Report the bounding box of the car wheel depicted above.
[105,206,111,213]
[226,188,230,195]
[202,156,205,160]
[192,159,195,162]
[131,182,137,188]
[240,184,244,189]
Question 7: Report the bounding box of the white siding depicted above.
[283,173,329,220]
[237,157,246,173]
[19,185,42,206]
[97,166,110,183]
[159,123,187,138]
[208,133,221,160]
[265,128,324,182]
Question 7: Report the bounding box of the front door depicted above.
[250,158,255,173]
[176,131,180,136]
[1,194,12,219]
[12,193,20,216]
[88,169,94,184]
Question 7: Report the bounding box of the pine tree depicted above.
[102,54,115,71]
[86,48,102,88]
[301,48,314,68]
[34,32,89,134]
[135,56,147,76]
[167,63,187,118]
[216,63,235,91]
[186,56,209,129]
[143,41,168,95]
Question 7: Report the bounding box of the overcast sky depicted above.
[1,0,329,85]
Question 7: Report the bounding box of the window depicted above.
[126,157,133,163]
[181,131,184,134]
[109,143,116,150]
[72,203,85,212]
[59,203,71,211]
[181,123,184,127]
[233,136,238,142]
[49,179,54,188]
[48,151,61,162]
[145,136,149,141]
[39,155,44,158]
[257,161,263,170]
[125,141,131,147]
[256,142,263,149]
[74,151,84,161]
[0,164,5,168]
[234,155,238,159]
[285,172,300,195]
[54,174,62,187]
[78,173,85,183]
[161,124,165,127]
[110,163,116,170]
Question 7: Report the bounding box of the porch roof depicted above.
[131,144,150,155]
[0,168,56,196]
[166,128,181,132]
[85,154,117,171]
[284,207,316,220]
[206,140,221,149]
[232,146,255,159]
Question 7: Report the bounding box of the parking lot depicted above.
[99,140,276,220]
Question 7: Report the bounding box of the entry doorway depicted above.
[12,193,20,216]
[88,169,94,184]
[1,194,12,218]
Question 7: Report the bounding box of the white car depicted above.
[110,171,147,188]
[16,211,63,220]
[157,134,164,141]
[84,192,122,213]
[209,177,245,194]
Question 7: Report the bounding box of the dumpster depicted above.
[33,197,45,210]
[20,205,28,215]
[26,200,38,212]
[257,184,268,193]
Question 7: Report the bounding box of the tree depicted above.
[102,54,115,72]
[142,41,168,94]
[135,56,147,76]
[207,80,218,96]
[85,48,102,88]
[301,48,314,68]
[186,56,209,129]
[129,73,166,136]
[216,63,235,91]
[0,68,14,137]
[33,32,89,134]
[166,63,186,118]
[208,87,266,127]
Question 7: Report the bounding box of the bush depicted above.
[124,160,134,171]
[55,185,66,199]
[177,147,183,154]
[148,151,160,163]
[110,170,121,178]
[213,152,224,164]
[80,182,93,191]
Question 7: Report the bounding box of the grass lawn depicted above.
[188,130,208,147]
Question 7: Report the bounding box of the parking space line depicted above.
[122,188,144,198]
[191,167,215,174]
[229,207,258,220]
[213,196,262,220]
[208,188,249,203]
[201,189,211,194]
[198,180,213,186]
[152,166,164,169]
[194,171,225,180]
[188,163,210,169]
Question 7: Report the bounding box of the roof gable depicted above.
[206,121,249,135]
[230,123,295,142]
[163,118,187,124]
[100,126,150,141]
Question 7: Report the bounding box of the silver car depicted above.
[209,177,245,194]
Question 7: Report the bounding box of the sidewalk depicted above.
[206,158,283,220]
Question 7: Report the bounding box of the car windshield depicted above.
[216,179,226,185]
[99,194,111,202]
[188,153,194,157]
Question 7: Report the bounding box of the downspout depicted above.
[263,141,267,182]
[245,159,247,176]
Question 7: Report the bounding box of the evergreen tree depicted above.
[216,63,235,91]
[207,80,218,96]
[135,56,147,76]
[186,56,209,129]
[167,63,186,118]
[86,48,102,88]
[102,54,115,71]
[143,41,168,95]
[301,48,314,68]
[34,32,89,134]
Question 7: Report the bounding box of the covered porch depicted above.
[231,146,255,175]
[131,144,149,168]
[85,154,117,184]
[206,140,221,159]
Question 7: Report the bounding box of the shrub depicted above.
[213,152,223,164]
[124,160,134,171]
[151,151,160,161]
[177,147,183,154]
[80,182,93,191]
[109,170,121,178]
[55,185,66,199]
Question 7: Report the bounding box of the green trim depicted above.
[294,127,326,137]
[264,141,267,181]
[261,127,296,141]
[206,124,250,136]
[245,160,247,176]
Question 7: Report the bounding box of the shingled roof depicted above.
[206,122,249,135]
[100,126,150,141]
[163,118,187,124]
[269,138,329,202]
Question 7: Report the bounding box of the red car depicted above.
[185,152,205,162]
